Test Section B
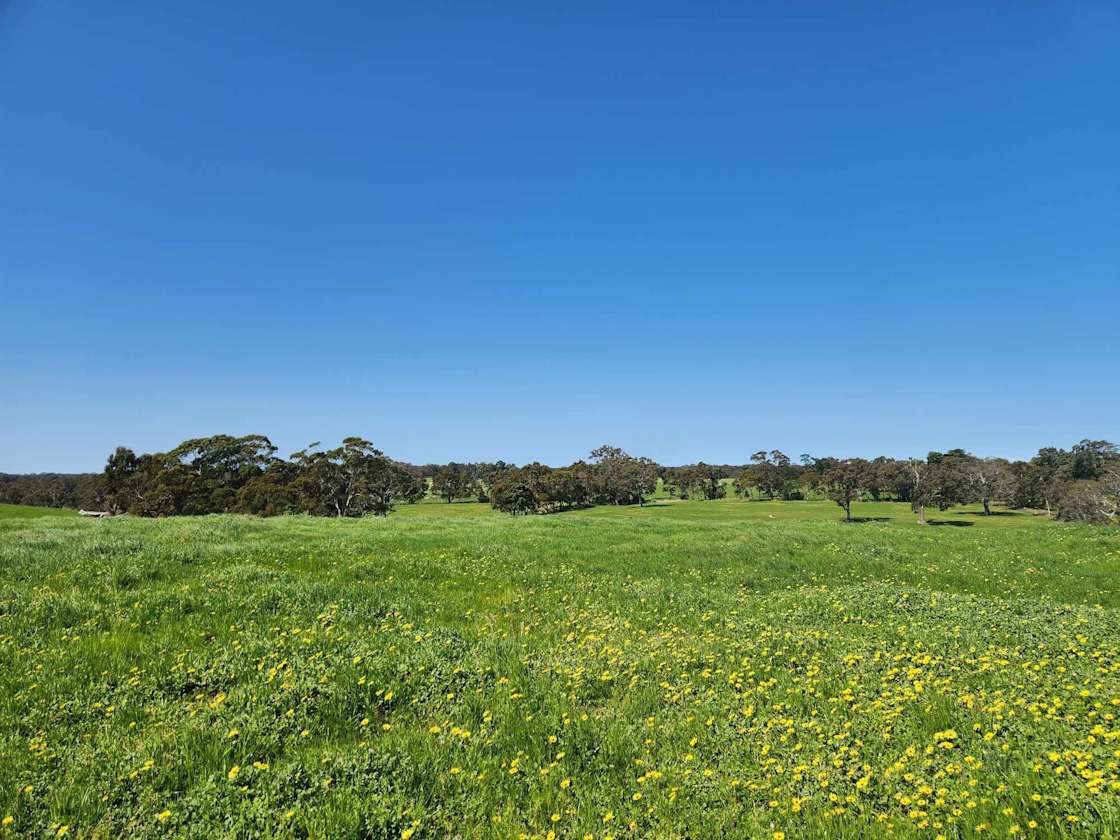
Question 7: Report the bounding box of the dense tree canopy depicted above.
[288,438,424,517]
[662,463,726,500]
[587,445,658,506]
[488,447,657,514]
[72,435,423,518]
[735,450,800,500]
[0,472,105,510]
[430,463,479,504]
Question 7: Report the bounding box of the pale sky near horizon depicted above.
[2,0,1117,473]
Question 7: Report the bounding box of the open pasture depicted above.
[1,505,1118,838]
[398,496,1054,529]
[0,505,76,521]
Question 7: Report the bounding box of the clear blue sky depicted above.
[2,1,1117,473]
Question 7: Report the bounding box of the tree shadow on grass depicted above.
[927,520,974,527]
[845,517,892,524]
[955,511,1018,517]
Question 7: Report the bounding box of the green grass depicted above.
[572,497,1053,528]
[0,503,76,520]
[1,503,1118,839]
[402,496,1051,529]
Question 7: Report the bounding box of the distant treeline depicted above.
[0,473,106,511]
[2,437,1117,525]
[715,445,1119,525]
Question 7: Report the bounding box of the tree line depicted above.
[1,436,1117,525]
[717,442,1118,525]
[0,472,106,511]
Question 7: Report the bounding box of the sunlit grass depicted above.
[0,504,1117,838]
[398,496,1050,528]
[0,504,76,520]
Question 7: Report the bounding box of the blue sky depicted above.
[2,0,1117,472]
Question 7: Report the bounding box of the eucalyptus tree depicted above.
[431,463,477,503]
[966,457,1014,516]
[824,458,870,522]
[588,445,658,506]
[290,438,423,516]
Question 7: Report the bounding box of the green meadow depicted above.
[1,501,1118,839]
[0,504,75,520]
[397,497,1054,529]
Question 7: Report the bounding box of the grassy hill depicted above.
[0,504,1117,838]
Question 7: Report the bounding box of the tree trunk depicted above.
[917,503,926,525]
[845,501,852,522]
[982,498,991,516]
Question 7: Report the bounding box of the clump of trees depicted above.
[488,446,657,515]
[804,442,1119,525]
[717,441,1117,526]
[0,472,106,510]
[1020,440,1119,524]
[430,463,480,503]
[101,434,424,517]
[899,440,1117,525]
[662,463,727,500]
[1059,470,1120,525]
[735,450,802,500]
[288,438,424,516]
[587,445,659,506]
[490,462,592,514]
[815,450,1048,525]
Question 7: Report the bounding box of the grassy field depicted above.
[0,504,76,520]
[1,503,1119,839]
[401,497,1053,529]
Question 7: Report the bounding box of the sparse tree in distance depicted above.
[909,458,932,525]
[824,458,870,522]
